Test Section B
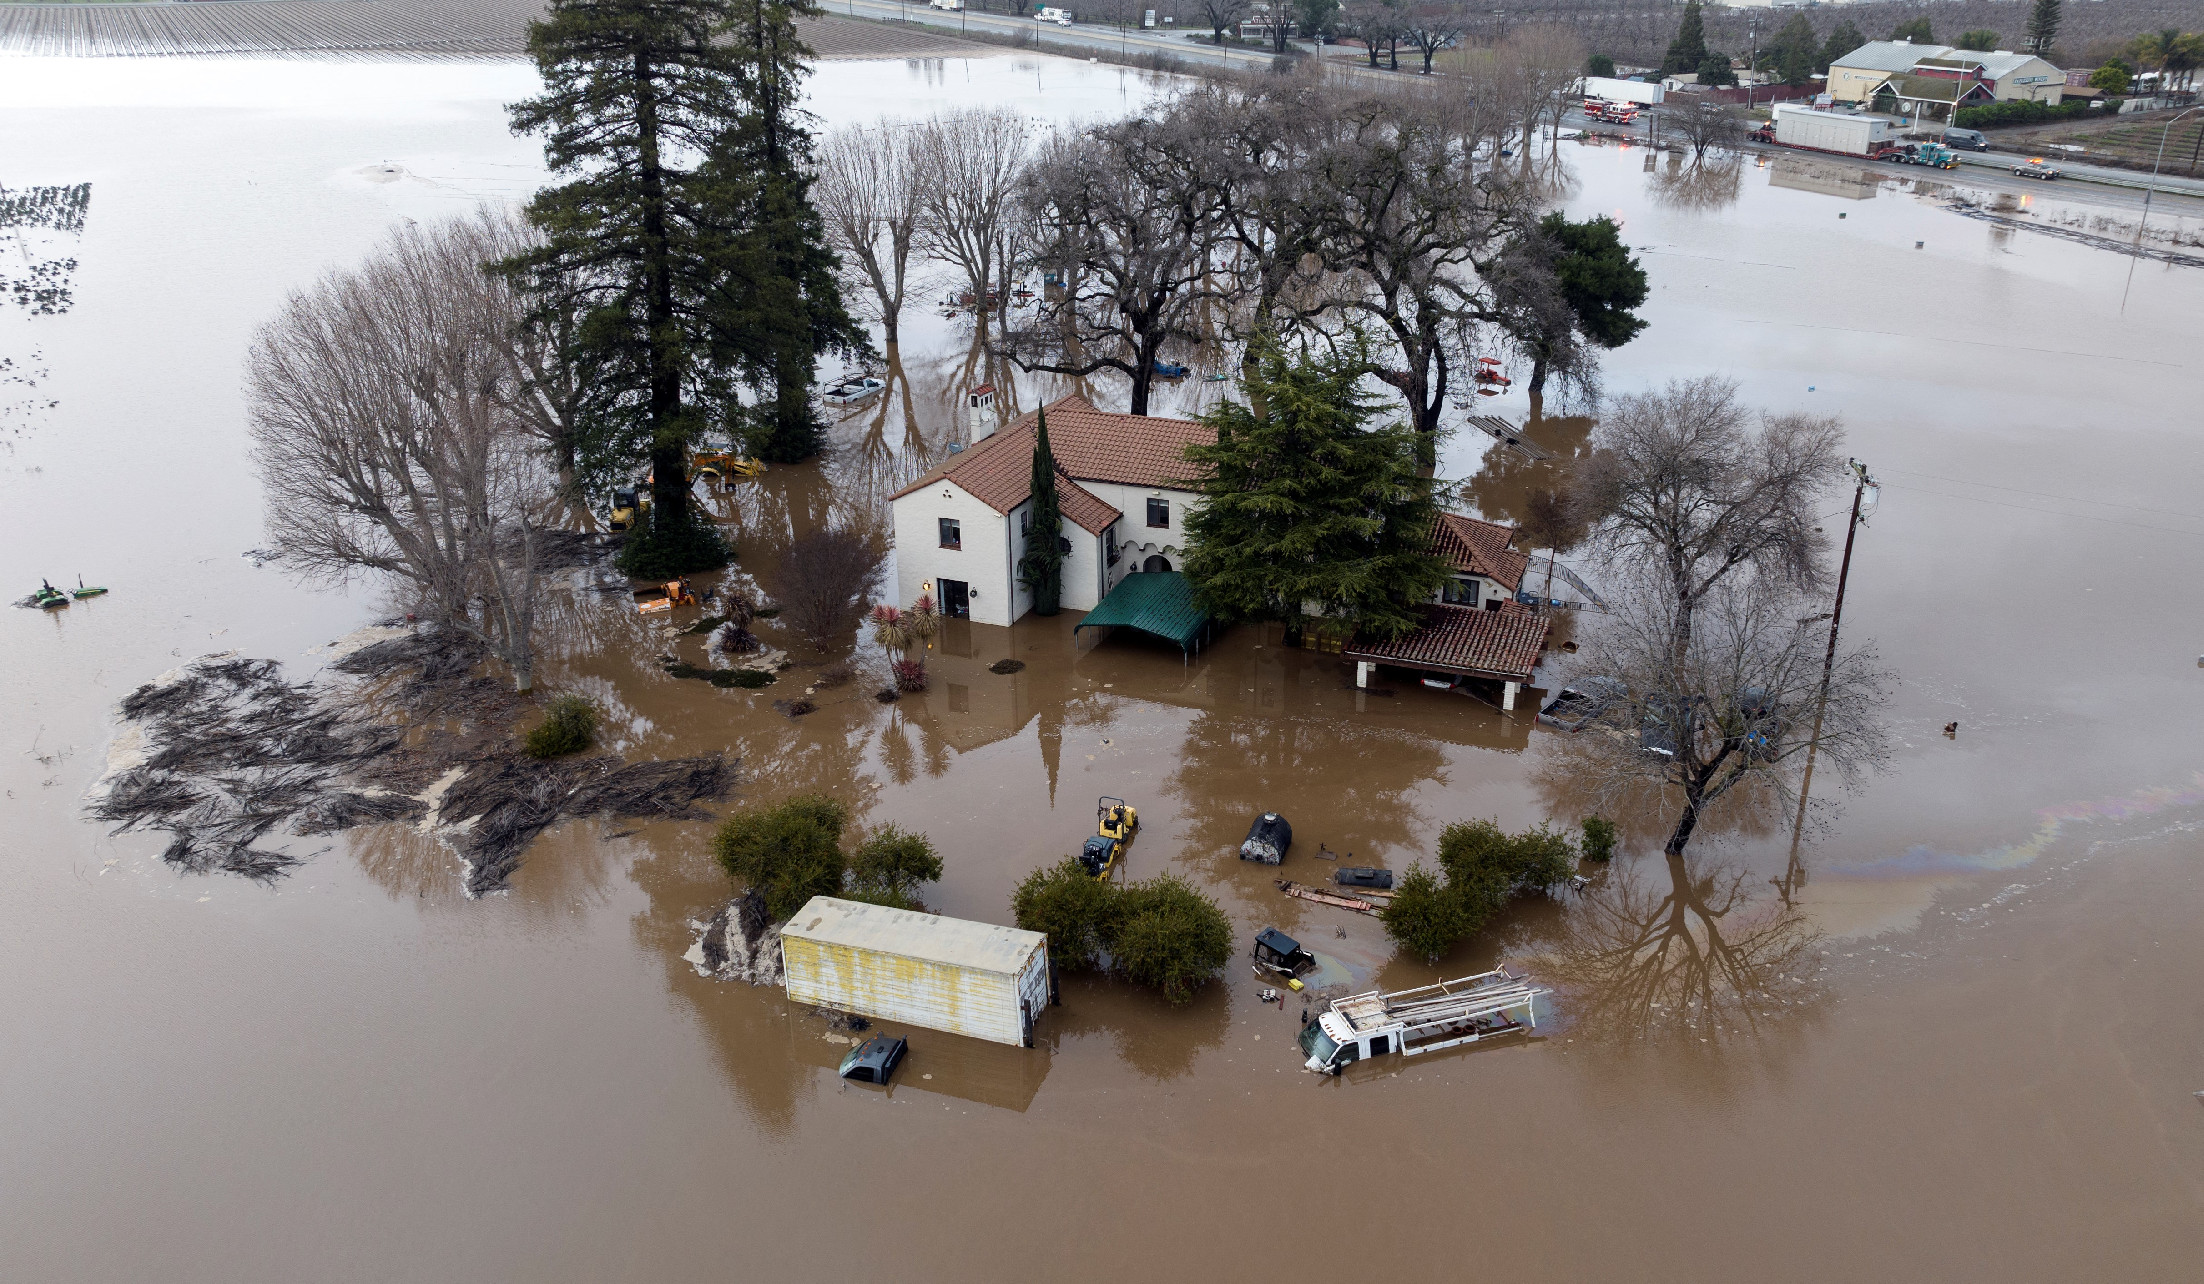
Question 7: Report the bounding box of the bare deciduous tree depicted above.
[814,122,924,346]
[1401,1,1467,74]
[1011,117,1228,416]
[248,214,559,691]
[1575,376,1842,656]
[912,107,1037,335]
[1196,0,1253,44]
[1552,574,1891,858]
[1341,0,1405,70]
[1499,24,1587,160]
[1660,97,1751,162]
[1302,86,1536,438]
[763,527,888,651]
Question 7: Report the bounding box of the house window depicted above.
[939,517,961,550]
[1104,522,1121,567]
[1443,576,1481,605]
[1146,497,1170,528]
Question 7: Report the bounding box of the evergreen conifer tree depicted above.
[1662,0,1709,77]
[2024,0,2062,57]
[1771,12,1819,87]
[1819,20,1865,74]
[1017,409,1065,616]
[716,0,863,464]
[1179,339,1449,643]
[506,0,754,576]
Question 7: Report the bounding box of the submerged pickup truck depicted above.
[1299,968,1544,1075]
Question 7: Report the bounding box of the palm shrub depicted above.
[523,694,598,758]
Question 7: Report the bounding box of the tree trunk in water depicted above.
[1529,353,1549,395]
[634,56,691,542]
[511,655,535,694]
[1664,794,1702,856]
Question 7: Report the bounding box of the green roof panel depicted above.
[1074,571,1213,651]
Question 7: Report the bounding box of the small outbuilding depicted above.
[780,897,1054,1048]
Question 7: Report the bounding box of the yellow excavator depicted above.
[1078,796,1139,880]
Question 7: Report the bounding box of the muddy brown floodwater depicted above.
[5,55,2203,1282]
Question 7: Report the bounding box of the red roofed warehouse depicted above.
[889,396,1214,626]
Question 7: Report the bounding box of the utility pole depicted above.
[1779,457,1876,905]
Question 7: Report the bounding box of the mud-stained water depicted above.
[4,55,2203,1282]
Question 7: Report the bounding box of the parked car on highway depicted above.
[2012,158,2062,180]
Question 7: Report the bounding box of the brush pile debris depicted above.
[89,629,735,895]
[686,889,784,986]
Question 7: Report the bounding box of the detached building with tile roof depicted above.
[1345,514,1552,709]
[888,396,1214,627]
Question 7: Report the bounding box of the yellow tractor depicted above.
[1078,796,1139,880]
[607,487,647,532]
[693,451,764,487]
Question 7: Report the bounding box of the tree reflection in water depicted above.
[1649,154,1745,212]
[1543,851,1827,1045]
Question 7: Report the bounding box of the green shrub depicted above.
[714,799,949,919]
[1381,819,1580,960]
[1953,98,2090,130]
[1110,874,1233,1005]
[846,824,944,910]
[1586,53,1615,78]
[712,793,851,921]
[1379,864,1472,962]
[1010,863,1232,1002]
[523,694,598,759]
[1011,859,1122,971]
[1581,816,1618,861]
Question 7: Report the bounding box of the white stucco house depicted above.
[888,396,1214,627]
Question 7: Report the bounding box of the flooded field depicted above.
[4,53,2202,1281]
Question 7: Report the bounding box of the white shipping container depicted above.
[781,897,1053,1048]
[1582,75,1665,106]
[1772,105,1892,156]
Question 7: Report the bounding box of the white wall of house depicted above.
[1083,482,1204,589]
[1436,573,1515,610]
[891,482,1019,628]
[894,479,1208,628]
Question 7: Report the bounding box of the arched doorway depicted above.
[1143,554,1172,573]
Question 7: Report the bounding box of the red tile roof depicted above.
[890,396,1214,534]
[1434,513,1530,592]
[1344,600,1550,683]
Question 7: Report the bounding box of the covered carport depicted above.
[1072,571,1216,655]
[1342,601,1551,709]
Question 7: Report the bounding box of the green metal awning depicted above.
[1073,571,1214,652]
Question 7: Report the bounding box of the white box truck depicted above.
[781,896,1054,1048]
[1581,75,1664,107]
[929,0,963,9]
[1036,6,1072,25]
[1770,104,1895,157]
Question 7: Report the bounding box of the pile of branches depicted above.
[88,656,408,879]
[89,631,735,894]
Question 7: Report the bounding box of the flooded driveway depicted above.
[3,54,2201,1281]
